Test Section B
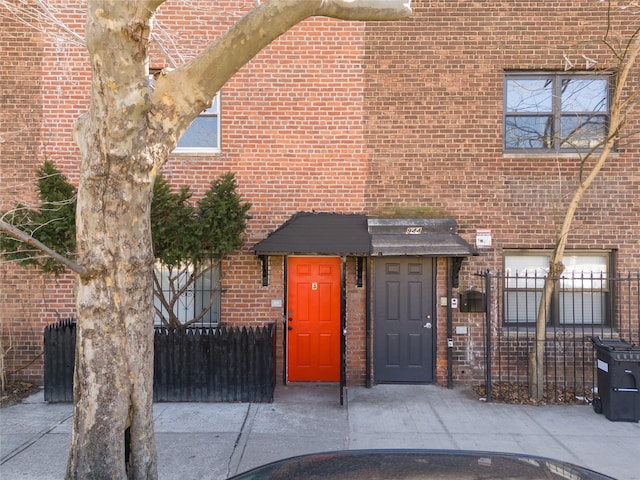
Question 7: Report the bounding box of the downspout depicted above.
[365,258,372,388]
[340,257,347,405]
[485,269,492,402]
[447,257,454,389]
[283,256,288,385]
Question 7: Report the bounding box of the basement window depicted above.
[153,259,221,328]
[503,251,611,326]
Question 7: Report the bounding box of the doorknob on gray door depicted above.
[423,322,432,329]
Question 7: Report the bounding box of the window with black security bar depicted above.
[476,268,639,404]
[153,259,221,328]
[503,252,612,327]
[504,72,611,153]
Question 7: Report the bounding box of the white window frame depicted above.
[149,71,221,155]
[173,92,221,155]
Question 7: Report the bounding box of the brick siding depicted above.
[1,1,638,387]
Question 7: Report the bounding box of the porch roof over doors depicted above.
[251,212,370,256]
[368,218,477,257]
[252,213,476,257]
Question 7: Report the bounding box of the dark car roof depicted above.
[229,449,615,480]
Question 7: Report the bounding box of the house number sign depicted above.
[406,227,423,234]
[312,282,318,290]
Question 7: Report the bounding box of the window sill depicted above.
[501,326,617,338]
[502,151,618,159]
[171,148,222,157]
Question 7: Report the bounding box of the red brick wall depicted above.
[364,1,640,384]
[2,1,638,388]
[345,257,367,385]
[1,3,90,384]
[2,1,369,385]
[153,3,369,337]
[1,9,46,384]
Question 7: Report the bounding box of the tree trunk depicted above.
[67,152,157,478]
[66,2,159,478]
[62,0,412,477]
[528,261,563,399]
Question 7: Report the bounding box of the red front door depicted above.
[287,257,341,381]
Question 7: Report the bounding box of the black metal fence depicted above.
[44,321,276,403]
[477,271,639,403]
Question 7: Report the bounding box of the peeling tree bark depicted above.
[64,0,411,478]
[67,2,159,477]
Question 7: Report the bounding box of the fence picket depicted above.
[44,318,75,402]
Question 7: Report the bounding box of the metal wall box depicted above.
[459,290,485,313]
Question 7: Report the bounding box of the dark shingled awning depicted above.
[252,212,370,256]
[252,213,476,257]
[368,218,477,257]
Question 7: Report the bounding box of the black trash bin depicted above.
[591,337,640,422]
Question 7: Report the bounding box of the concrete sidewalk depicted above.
[1,384,638,479]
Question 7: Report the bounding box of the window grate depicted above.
[153,260,221,328]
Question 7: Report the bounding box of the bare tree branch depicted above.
[141,0,167,14]
[152,0,411,150]
[0,219,87,276]
[0,0,85,46]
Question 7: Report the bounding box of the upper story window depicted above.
[504,72,611,153]
[504,251,611,326]
[150,71,220,154]
[174,93,220,154]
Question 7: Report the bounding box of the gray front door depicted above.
[374,257,435,383]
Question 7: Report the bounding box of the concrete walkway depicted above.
[1,384,638,479]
